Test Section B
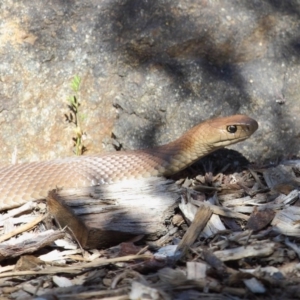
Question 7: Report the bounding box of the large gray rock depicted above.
[0,0,299,163]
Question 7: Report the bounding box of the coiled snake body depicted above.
[0,115,258,211]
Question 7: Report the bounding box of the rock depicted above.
[0,0,300,163]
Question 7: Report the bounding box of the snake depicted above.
[0,114,258,211]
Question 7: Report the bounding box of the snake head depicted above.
[156,114,258,176]
[204,114,258,148]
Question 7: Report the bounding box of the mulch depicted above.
[1,150,300,299]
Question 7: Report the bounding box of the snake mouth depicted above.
[213,135,249,148]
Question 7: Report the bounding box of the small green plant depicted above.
[65,75,87,155]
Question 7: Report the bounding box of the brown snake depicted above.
[0,114,258,211]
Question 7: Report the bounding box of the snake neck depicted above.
[149,131,215,176]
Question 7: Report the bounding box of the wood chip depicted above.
[243,277,266,293]
[263,165,300,194]
[214,242,275,261]
[130,281,160,300]
[0,230,65,261]
[176,204,212,259]
[47,178,181,249]
[0,214,47,243]
[247,207,275,231]
[272,206,300,237]
[186,261,207,280]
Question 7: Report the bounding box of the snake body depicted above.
[0,115,258,211]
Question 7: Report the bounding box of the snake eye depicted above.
[227,125,237,133]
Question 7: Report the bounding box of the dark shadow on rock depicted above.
[111,113,165,151]
[105,0,251,107]
[266,0,300,17]
[243,1,300,63]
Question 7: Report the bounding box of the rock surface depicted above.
[0,0,300,163]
